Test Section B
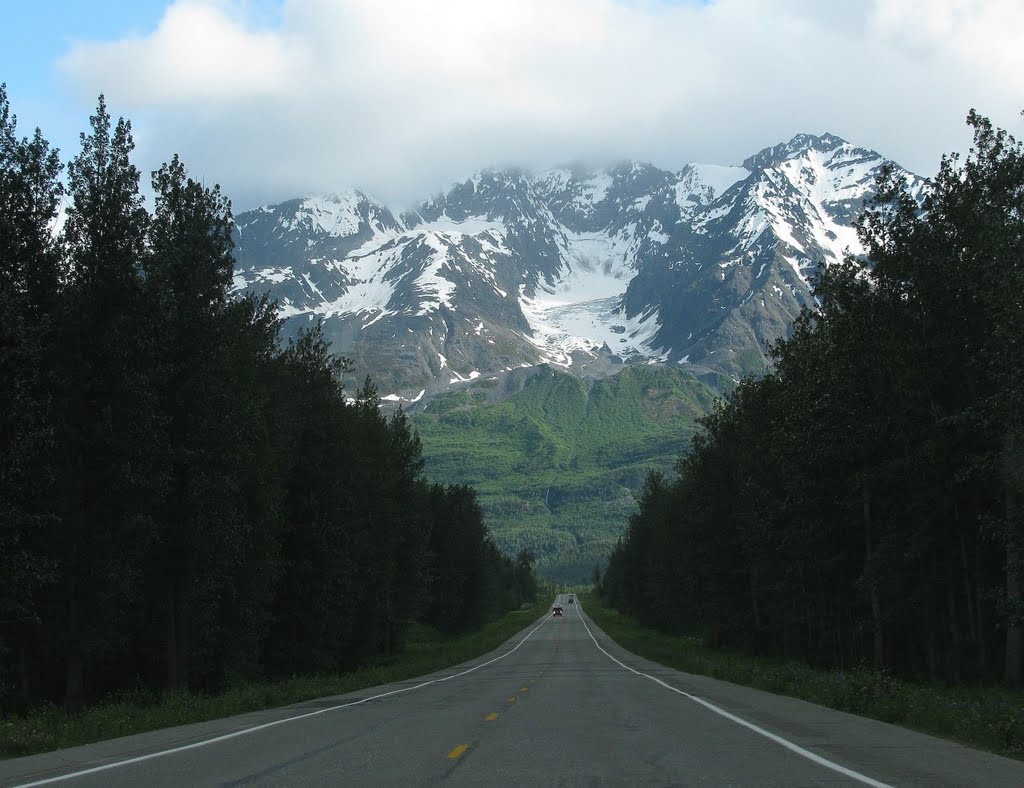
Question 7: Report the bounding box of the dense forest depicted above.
[0,87,536,715]
[601,111,1024,685]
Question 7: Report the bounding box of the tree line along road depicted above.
[3,595,1023,786]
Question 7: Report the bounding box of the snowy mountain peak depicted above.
[292,190,398,237]
[232,134,924,392]
[408,166,546,228]
[743,132,858,171]
[674,163,750,216]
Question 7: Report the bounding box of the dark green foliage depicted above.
[422,484,535,634]
[0,597,552,759]
[0,84,64,714]
[0,95,536,718]
[52,95,158,711]
[602,111,1024,685]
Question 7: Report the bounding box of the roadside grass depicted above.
[580,592,1024,761]
[0,598,551,760]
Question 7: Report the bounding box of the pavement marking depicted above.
[485,712,499,721]
[520,687,528,691]
[574,603,893,788]
[15,612,554,787]
[507,696,517,703]
[447,744,469,759]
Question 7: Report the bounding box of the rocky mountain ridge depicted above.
[231,133,925,397]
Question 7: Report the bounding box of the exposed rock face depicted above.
[232,134,924,395]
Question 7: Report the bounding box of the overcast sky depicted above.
[3,0,1023,211]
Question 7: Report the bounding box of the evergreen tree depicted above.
[54,96,157,710]
[0,90,536,715]
[603,111,1024,684]
[144,154,240,689]
[0,84,63,711]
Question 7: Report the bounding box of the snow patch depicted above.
[254,266,292,283]
[688,164,749,197]
[581,172,614,205]
[290,192,365,238]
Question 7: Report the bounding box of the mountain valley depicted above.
[231,132,925,579]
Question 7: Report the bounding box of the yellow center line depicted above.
[485,712,499,721]
[447,744,469,759]
[520,687,528,691]
[507,696,517,703]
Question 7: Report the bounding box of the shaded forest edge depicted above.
[0,87,538,725]
[580,592,1024,760]
[0,596,552,759]
[600,110,1024,688]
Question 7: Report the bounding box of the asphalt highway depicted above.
[4,595,1023,786]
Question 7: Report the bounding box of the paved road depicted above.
[4,595,1024,786]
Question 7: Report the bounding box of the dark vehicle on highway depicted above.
[552,605,563,616]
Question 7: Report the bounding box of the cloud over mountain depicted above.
[230,131,925,395]
[60,0,1024,210]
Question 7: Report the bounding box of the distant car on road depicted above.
[567,595,575,604]
[552,605,563,616]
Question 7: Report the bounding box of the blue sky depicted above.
[3,1,1022,210]
[2,1,169,154]
[3,1,168,91]
[2,1,286,160]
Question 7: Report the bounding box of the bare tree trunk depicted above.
[948,587,961,682]
[1005,487,1021,683]
[815,571,829,664]
[976,543,990,677]
[864,482,884,668]
[18,642,31,713]
[925,633,939,682]
[960,533,977,645]
[1004,432,1022,685]
[750,569,761,631]
[66,450,87,713]
[167,441,190,691]
[166,558,190,690]
[174,579,189,689]
[64,585,84,713]
[166,583,178,689]
[65,652,84,713]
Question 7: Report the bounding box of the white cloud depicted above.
[62,1,303,104]
[58,0,1024,210]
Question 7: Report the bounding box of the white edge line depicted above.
[575,602,892,788]
[15,612,552,787]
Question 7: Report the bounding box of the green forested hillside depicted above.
[412,364,723,582]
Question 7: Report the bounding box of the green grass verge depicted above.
[580,592,1024,761]
[0,598,551,760]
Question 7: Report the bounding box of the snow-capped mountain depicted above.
[231,133,925,395]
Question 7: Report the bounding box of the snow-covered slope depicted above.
[232,134,924,392]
